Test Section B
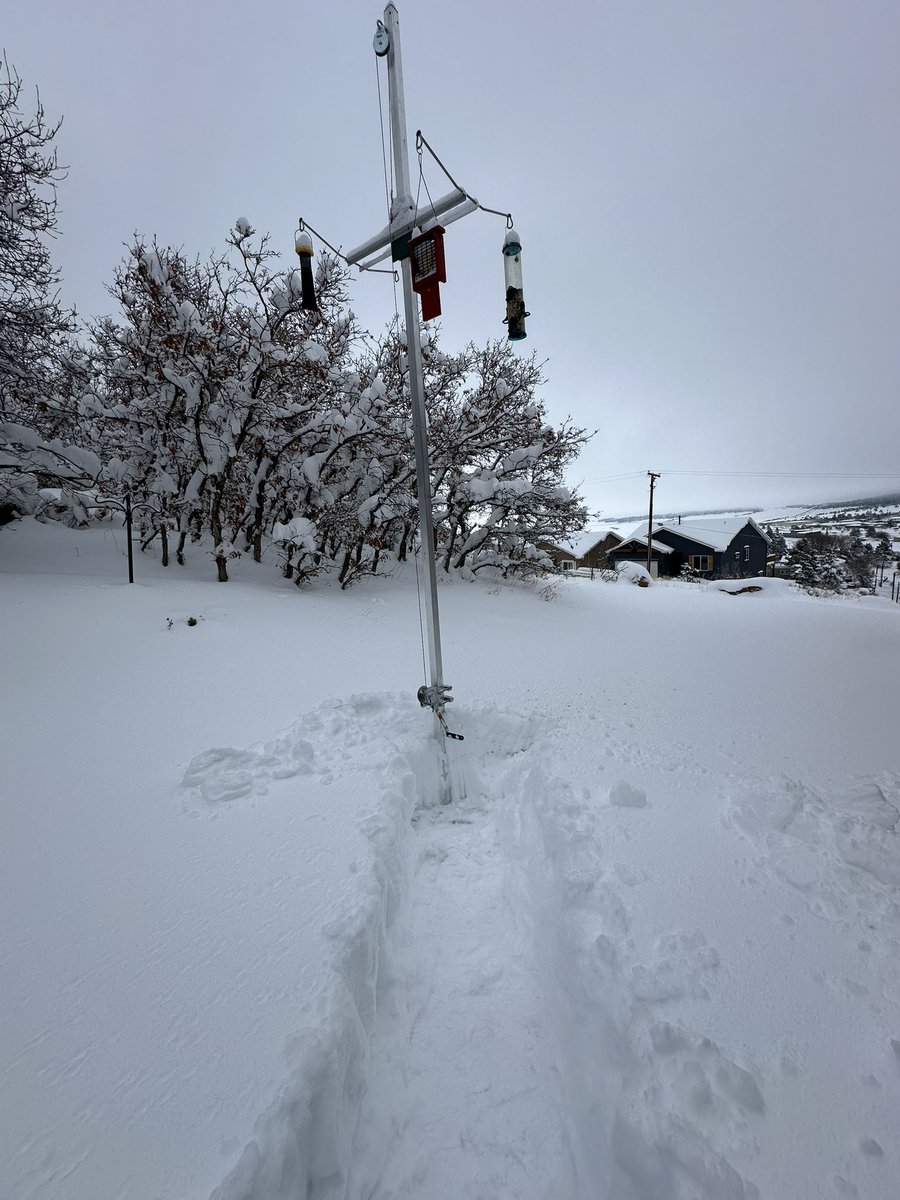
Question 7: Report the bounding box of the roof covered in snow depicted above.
[652,516,770,552]
[616,527,674,554]
[549,529,620,558]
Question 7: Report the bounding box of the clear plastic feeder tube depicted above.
[502,229,527,341]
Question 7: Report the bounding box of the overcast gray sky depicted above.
[6,0,900,518]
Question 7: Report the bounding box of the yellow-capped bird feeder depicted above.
[502,227,528,341]
[294,227,319,313]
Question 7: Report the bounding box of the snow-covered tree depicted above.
[0,56,77,518]
[427,339,589,574]
[12,199,590,586]
[336,327,590,584]
[89,224,360,580]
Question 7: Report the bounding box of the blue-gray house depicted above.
[608,517,770,579]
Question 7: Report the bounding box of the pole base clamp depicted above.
[417,684,464,741]
[417,683,453,711]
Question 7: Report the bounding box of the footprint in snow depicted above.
[609,780,648,808]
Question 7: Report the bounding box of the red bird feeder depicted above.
[408,226,446,321]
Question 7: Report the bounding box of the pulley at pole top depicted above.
[373,18,390,56]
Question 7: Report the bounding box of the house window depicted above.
[743,545,750,561]
[689,554,713,572]
[561,559,575,572]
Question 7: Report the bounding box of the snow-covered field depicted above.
[3,518,899,1200]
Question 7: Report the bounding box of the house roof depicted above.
[549,529,620,558]
[652,516,770,552]
[614,530,673,555]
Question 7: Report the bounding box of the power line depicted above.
[661,470,900,480]
[582,469,900,484]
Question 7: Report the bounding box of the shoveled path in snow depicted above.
[345,711,591,1198]
[343,707,774,1200]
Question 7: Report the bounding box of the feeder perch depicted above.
[502,227,528,341]
[294,228,319,313]
[408,226,446,322]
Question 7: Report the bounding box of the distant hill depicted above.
[609,492,900,526]
[811,491,900,510]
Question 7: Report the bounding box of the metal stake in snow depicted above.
[349,4,458,793]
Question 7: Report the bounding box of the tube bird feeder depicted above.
[294,228,319,312]
[502,227,528,340]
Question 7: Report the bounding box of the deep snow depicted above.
[2,518,899,1200]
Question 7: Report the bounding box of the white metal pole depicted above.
[383,4,451,783]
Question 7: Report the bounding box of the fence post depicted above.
[125,492,135,584]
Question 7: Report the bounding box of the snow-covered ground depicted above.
[3,518,899,1200]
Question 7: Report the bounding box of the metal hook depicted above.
[506,213,514,230]
[297,218,306,232]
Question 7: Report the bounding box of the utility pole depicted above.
[646,472,660,576]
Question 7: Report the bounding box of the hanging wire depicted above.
[412,543,429,686]
[296,217,398,279]
[415,139,439,226]
[300,125,516,285]
[416,130,514,225]
[295,218,347,265]
[375,52,404,311]
[375,53,393,227]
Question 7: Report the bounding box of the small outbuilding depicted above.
[542,530,622,574]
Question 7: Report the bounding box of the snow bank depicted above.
[616,560,653,585]
[201,697,428,1200]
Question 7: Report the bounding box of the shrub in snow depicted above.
[616,562,652,586]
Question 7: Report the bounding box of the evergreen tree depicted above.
[843,535,874,589]
[765,525,788,562]
[786,538,821,591]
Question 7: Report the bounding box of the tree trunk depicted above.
[209,495,229,582]
[176,531,187,566]
[160,524,169,567]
